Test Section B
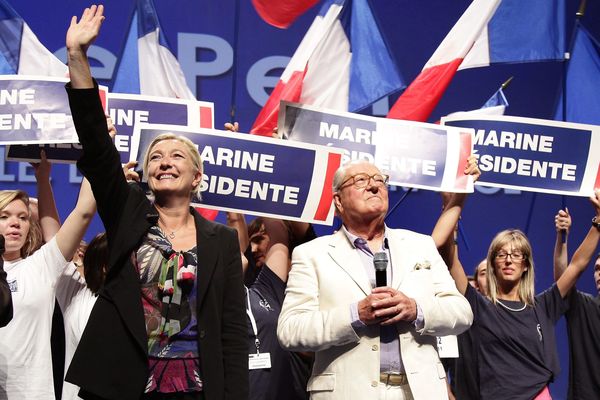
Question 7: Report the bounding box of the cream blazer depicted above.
[277,229,473,400]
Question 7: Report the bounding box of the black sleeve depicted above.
[536,283,570,324]
[566,289,583,316]
[0,235,13,327]
[222,228,249,400]
[252,263,286,307]
[66,84,132,236]
[289,224,318,252]
[464,283,482,319]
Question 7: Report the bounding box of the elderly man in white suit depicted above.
[277,160,473,400]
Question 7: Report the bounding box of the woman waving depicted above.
[64,6,247,400]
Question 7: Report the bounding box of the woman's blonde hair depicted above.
[142,133,203,196]
[486,229,535,306]
[0,190,43,258]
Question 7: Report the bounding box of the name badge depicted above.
[249,353,271,370]
[436,335,459,358]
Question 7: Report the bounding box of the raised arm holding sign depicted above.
[434,166,600,399]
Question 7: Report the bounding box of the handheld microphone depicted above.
[373,252,388,287]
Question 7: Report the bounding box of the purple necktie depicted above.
[354,237,373,256]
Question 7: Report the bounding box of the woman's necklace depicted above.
[158,214,189,240]
[496,298,527,312]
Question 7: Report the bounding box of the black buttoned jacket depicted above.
[64,85,248,400]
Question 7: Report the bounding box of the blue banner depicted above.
[108,93,213,163]
[131,123,342,224]
[279,102,473,192]
[0,76,76,144]
[7,92,213,163]
[443,115,600,196]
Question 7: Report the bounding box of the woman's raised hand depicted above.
[554,208,571,233]
[66,4,105,54]
[591,189,600,217]
[464,154,481,183]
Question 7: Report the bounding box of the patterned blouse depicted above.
[133,225,203,393]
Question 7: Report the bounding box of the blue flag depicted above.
[0,0,66,76]
[481,87,508,110]
[460,0,566,69]
[554,24,600,125]
[112,0,194,99]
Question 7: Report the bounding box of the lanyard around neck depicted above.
[245,287,261,353]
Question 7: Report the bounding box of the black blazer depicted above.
[64,85,248,400]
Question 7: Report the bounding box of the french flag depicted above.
[0,0,67,76]
[460,0,565,70]
[251,0,405,136]
[388,0,565,122]
[112,0,195,101]
[113,0,217,220]
[252,0,320,29]
[387,0,501,122]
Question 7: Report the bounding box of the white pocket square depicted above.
[413,261,431,271]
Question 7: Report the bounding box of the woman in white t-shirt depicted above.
[56,232,107,400]
[0,162,96,400]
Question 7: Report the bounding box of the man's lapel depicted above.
[327,231,371,296]
[388,229,407,289]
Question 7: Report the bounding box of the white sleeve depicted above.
[55,262,87,312]
[277,244,360,352]
[23,237,69,287]
[413,236,473,336]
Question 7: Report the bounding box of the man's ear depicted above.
[333,193,342,215]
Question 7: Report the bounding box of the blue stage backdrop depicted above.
[1,1,600,398]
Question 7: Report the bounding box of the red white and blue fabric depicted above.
[113,0,195,101]
[554,24,600,126]
[460,0,565,70]
[113,0,217,220]
[0,0,66,76]
[388,0,565,123]
[387,0,500,122]
[252,0,320,29]
[251,0,405,136]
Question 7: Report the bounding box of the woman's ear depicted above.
[192,171,202,190]
[523,258,529,271]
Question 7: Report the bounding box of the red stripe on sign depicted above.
[313,152,342,221]
[454,131,472,191]
[594,162,600,191]
[199,106,213,128]
[194,206,218,221]
[98,88,107,112]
